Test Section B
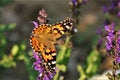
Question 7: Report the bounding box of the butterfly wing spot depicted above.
[65,25,70,29]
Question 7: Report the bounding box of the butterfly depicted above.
[30,18,75,73]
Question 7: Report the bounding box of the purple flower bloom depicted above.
[104,22,115,51]
[117,30,120,35]
[103,6,108,13]
[105,41,113,51]
[118,1,120,7]
[106,35,113,43]
[72,0,77,6]
[31,21,39,28]
[116,55,120,63]
[97,27,103,35]
[104,22,115,32]
[37,16,46,24]
[71,0,88,6]
[99,1,120,79]
[37,9,49,24]
[117,11,120,17]
[116,36,120,52]
[103,0,120,17]
[31,9,49,28]
[104,21,120,64]
[110,2,115,10]
[39,9,48,18]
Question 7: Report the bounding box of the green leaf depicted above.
[0,23,16,32]
[0,24,6,31]
[20,41,26,50]
[11,44,19,56]
[7,23,16,30]
[0,55,16,68]
[17,54,26,60]
[0,37,7,46]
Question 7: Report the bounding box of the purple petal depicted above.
[104,22,115,32]
[47,71,53,79]
[39,9,47,18]
[105,42,112,50]
[110,2,115,9]
[116,56,120,63]
[103,6,108,13]
[97,27,103,35]
[72,0,77,6]
[44,74,49,80]
[117,11,120,17]
[117,30,120,35]
[118,1,120,7]
[31,21,39,28]
[37,74,42,80]
[106,36,112,43]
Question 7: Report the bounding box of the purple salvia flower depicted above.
[105,41,113,51]
[31,21,39,28]
[117,11,120,17]
[97,27,103,35]
[39,9,48,18]
[44,74,49,80]
[37,9,49,24]
[103,0,120,17]
[105,34,114,51]
[103,6,108,13]
[72,0,77,6]
[110,2,115,10]
[117,30,120,35]
[116,36,120,51]
[104,22,115,51]
[48,71,54,79]
[37,16,46,24]
[104,22,115,33]
[32,51,43,73]
[31,9,49,28]
[118,1,120,7]
[106,35,113,43]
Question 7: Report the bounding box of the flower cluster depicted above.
[37,9,49,24]
[32,9,49,28]
[104,21,120,63]
[97,1,120,79]
[103,0,120,17]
